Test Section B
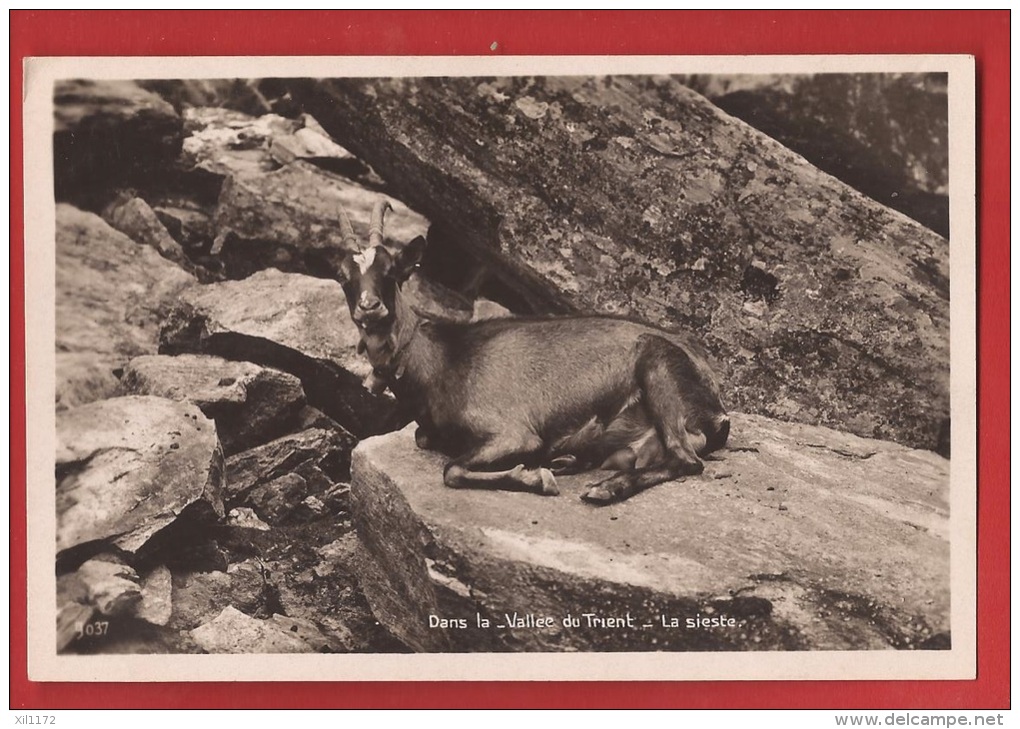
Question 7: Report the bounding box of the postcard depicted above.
[24,53,976,682]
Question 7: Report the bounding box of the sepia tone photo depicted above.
[25,55,976,681]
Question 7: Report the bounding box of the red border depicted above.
[10,10,1009,710]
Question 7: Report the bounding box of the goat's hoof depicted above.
[538,468,559,496]
[547,454,578,475]
[580,484,617,506]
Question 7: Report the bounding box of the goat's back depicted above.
[422,315,723,438]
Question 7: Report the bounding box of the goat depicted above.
[334,199,730,505]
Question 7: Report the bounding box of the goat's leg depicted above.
[636,335,714,474]
[599,447,637,471]
[444,433,558,496]
[581,337,716,505]
[582,465,684,505]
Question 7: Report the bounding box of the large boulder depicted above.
[56,396,225,555]
[56,205,196,410]
[119,354,306,455]
[159,268,398,435]
[288,76,949,454]
[351,415,949,652]
[53,79,183,204]
[678,73,949,236]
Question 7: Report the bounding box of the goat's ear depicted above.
[393,236,426,281]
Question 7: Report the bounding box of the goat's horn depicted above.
[338,206,359,250]
[369,199,392,248]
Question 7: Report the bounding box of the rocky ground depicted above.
[52,75,951,654]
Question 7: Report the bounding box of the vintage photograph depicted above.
[26,56,975,681]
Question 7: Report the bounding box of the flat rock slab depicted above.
[351,413,949,652]
[56,205,196,410]
[162,268,363,370]
[56,395,225,554]
[120,354,306,455]
[159,268,398,435]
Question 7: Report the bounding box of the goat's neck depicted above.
[388,286,443,386]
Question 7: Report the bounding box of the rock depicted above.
[56,572,95,651]
[119,354,306,455]
[169,560,269,630]
[679,73,949,236]
[471,298,513,321]
[56,396,225,554]
[138,79,271,116]
[350,414,949,651]
[245,473,310,524]
[179,103,380,190]
[182,107,298,178]
[151,199,217,252]
[101,194,189,266]
[55,353,124,414]
[53,79,183,204]
[265,614,342,652]
[159,268,398,435]
[267,533,386,653]
[294,405,343,432]
[225,428,356,520]
[189,606,322,653]
[55,205,196,410]
[76,557,142,617]
[136,566,174,626]
[295,495,328,520]
[210,162,428,279]
[321,482,351,514]
[226,507,272,531]
[289,76,949,453]
[269,121,357,166]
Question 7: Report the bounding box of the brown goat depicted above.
[335,200,730,504]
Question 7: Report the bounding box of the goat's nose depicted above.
[359,294,381,311]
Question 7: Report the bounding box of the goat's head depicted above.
[334,198,425,390]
